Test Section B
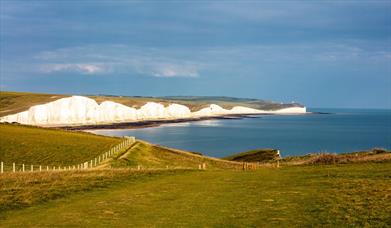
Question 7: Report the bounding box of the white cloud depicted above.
[149,64,199,78]
[40,63,107,75]
[36,45,202,78]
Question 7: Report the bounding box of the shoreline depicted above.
[56,112,329,131]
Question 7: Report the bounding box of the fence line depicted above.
[0,136,136,174]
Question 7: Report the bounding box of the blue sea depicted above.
[91,109,391,158]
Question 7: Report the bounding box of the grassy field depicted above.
[0,162,390,227]
[110,140,242,170]
[0,169,189,212]
[0,90,300,117]
[0,123,121,166]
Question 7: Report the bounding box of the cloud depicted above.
[35,45,202,78]
[40,63,107,75]
[148,64,199,78]
[31,42,390,79]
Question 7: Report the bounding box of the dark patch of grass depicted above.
[224,148,280,162]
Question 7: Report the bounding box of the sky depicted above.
[0,1,390,109]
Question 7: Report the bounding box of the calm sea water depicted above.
[91,109,391,158]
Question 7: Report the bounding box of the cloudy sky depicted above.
[1,1,390,108]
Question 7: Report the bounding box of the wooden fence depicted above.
[0,136,136,174]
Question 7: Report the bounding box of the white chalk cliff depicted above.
[0,96,306,126]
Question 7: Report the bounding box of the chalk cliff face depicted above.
[0,96,306,126]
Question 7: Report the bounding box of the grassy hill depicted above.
[0,90,303,117]
[109,140,242,170]
[0,91,66,117]
[223,148,280,162]
[1,162,390,227]
[0,123,121,166]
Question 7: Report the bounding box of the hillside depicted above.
[0,123,121,166]
[109,140,242,170]
[223,149,280,162]
[0,91,304,117]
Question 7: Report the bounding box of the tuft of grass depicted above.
[0,123,121,166]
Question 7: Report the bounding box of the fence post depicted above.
[1,162,3,174]
[22,164,25,172]
[13,163,15,172]
[39,165,42,172]
[198,164,201,169]
[53,166,56,171]
[31,165,33,172]
[137,165,141,170]
[46,166,49,171]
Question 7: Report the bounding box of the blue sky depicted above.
[1,1,390,108]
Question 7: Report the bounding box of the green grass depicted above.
[110,140,242,170]
[0,162,390,227]
[0,169,190,213]
[0,123,121,166]
[223,148,280,162]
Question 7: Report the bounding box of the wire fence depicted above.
[0,136,136,174]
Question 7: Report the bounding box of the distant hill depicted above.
[0,91,304,117]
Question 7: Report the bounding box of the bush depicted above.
[307,153,339,165]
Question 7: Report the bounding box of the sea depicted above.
[90,108,391,158]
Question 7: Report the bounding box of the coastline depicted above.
[57,112,326,131]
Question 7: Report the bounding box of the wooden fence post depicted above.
[31,165,33,172]
[39,165,42,172]
[137,165,141,170]
[46,166,49,171]
[1,162,3,173]
[198,164,201,169]
[13,163,15,172]
[22,164,25,172]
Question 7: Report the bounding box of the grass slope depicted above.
[110,140,242,170]
[224,148,280,162]
[0,162,390,227]
[0,124,121,166]
[0,91,67,117]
